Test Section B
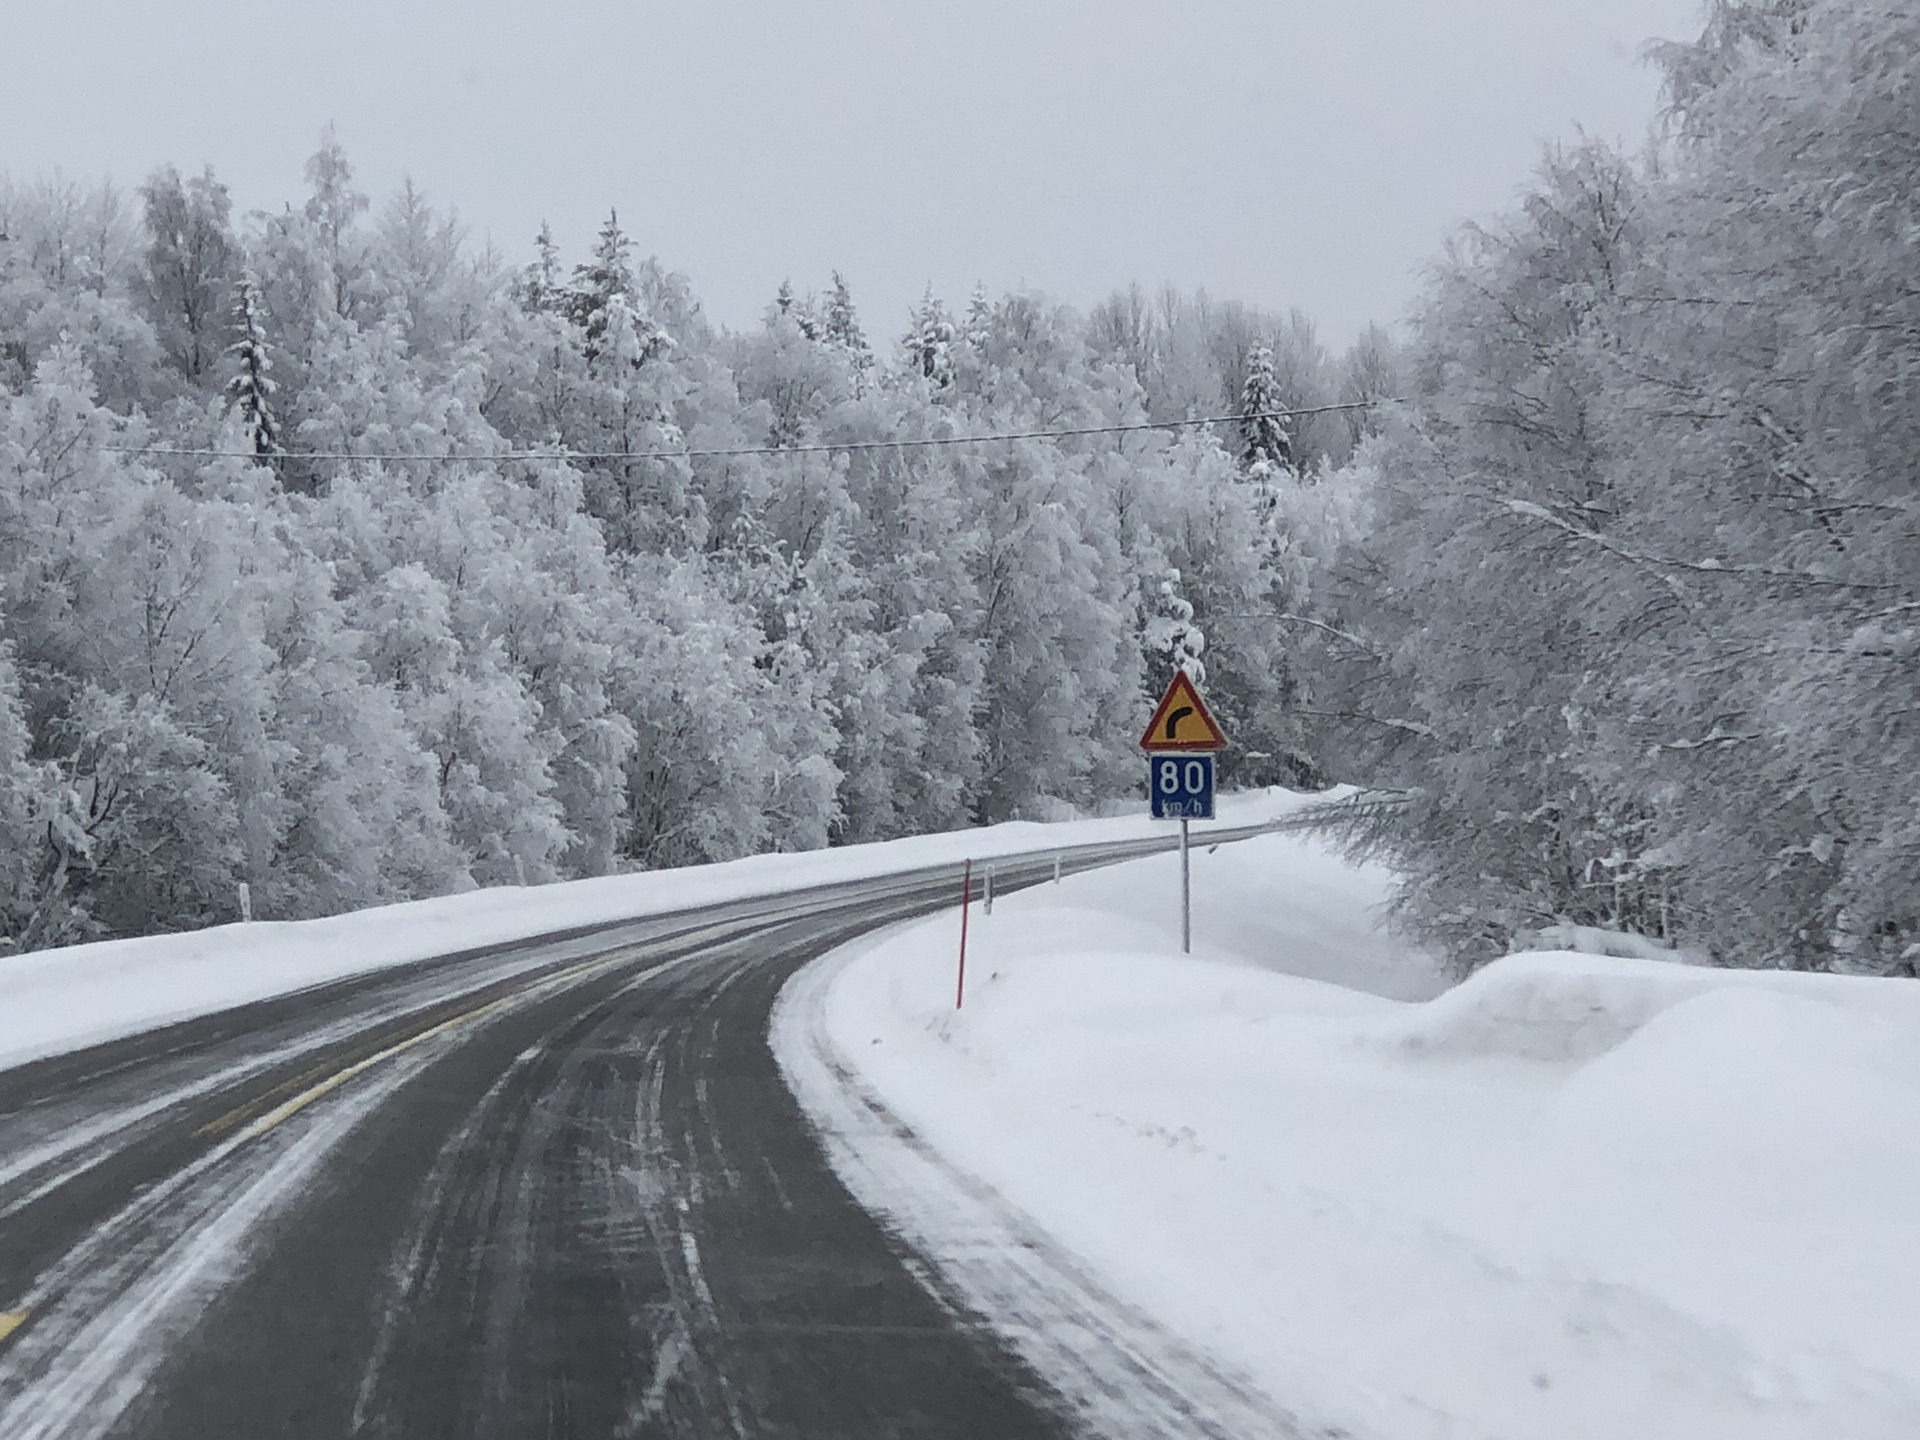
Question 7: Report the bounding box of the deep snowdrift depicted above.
[0,791,1301,1074]
[777,835,1920,1440]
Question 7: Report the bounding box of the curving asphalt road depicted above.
[0,828,1273,1439]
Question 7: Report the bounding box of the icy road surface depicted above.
[0,820,1289,1438]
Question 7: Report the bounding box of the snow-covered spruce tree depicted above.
[1236,344,1292,480]
[513,212,692,554]
[566,210,637,358]
[962,284,993,351]
[373,179,475,364]
[223,271,281,459]
[822,270,871,375]
[1145,574,1207,685]
[521,222,564,314]
[902,287,955,389]
[774,278,821,341]
[236,131,387,494]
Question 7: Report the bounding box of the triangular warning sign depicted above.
[1139,671,1228,751]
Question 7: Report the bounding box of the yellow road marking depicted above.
[193,913,782,1148]
[238,991,529,1141]
[195,1057,345,1139]
[0,909,872,1359]
[232,937,712,1143]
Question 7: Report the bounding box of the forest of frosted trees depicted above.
[2,0,1911,980]
[1298,0,1919,976]
[0,126,1377,951]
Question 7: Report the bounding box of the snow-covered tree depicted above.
[0,644,74,951]
[374,178,470,360]
[902,287,955,389]
[736,290,849,448]
[224,271,281,459]
[521,222,563,314]
[304,126,373,322]
[0,153,1393,955]
[774,278,821,341]
[1335,324,1399,457]
[566,210,637,357]
[1145,574,1206,684]
[1085,283,1162,406]
[0,180,163,413]
[1286,0,1920,976]
[1236,344,1292,479]
[941,291,1142,819]
[822,270,871,374]
[139,164,238,385]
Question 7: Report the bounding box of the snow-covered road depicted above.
[778,831,1920,1440]
[0,791,1302,1076]
[6,841,1280,1439]
[0,805,1305,1438]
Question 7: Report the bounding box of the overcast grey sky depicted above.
[5,0,1702,347]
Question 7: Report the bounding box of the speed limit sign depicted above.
[1148,753,1215,821]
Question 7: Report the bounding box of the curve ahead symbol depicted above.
[1163,705,1195,741]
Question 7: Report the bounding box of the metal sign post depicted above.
[1140,671,1227,959]
[1180,818,1191,953]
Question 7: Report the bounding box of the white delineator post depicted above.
[237,882,253,924]
[955,859,973,1011]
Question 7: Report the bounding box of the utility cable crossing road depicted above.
[0,828,1275,1439]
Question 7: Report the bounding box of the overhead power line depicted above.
[97,399,1398,465]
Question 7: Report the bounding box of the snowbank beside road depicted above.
[779,835,1920,1440]
[0,791,1304,1074]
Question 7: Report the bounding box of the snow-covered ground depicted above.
[0,791,1300,1074]
[776,832,1920,1440]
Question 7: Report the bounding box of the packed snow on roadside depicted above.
[779,831,1920,1440]
[0,791,1303,1075]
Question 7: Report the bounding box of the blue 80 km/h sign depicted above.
[1149,753,1215,821]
